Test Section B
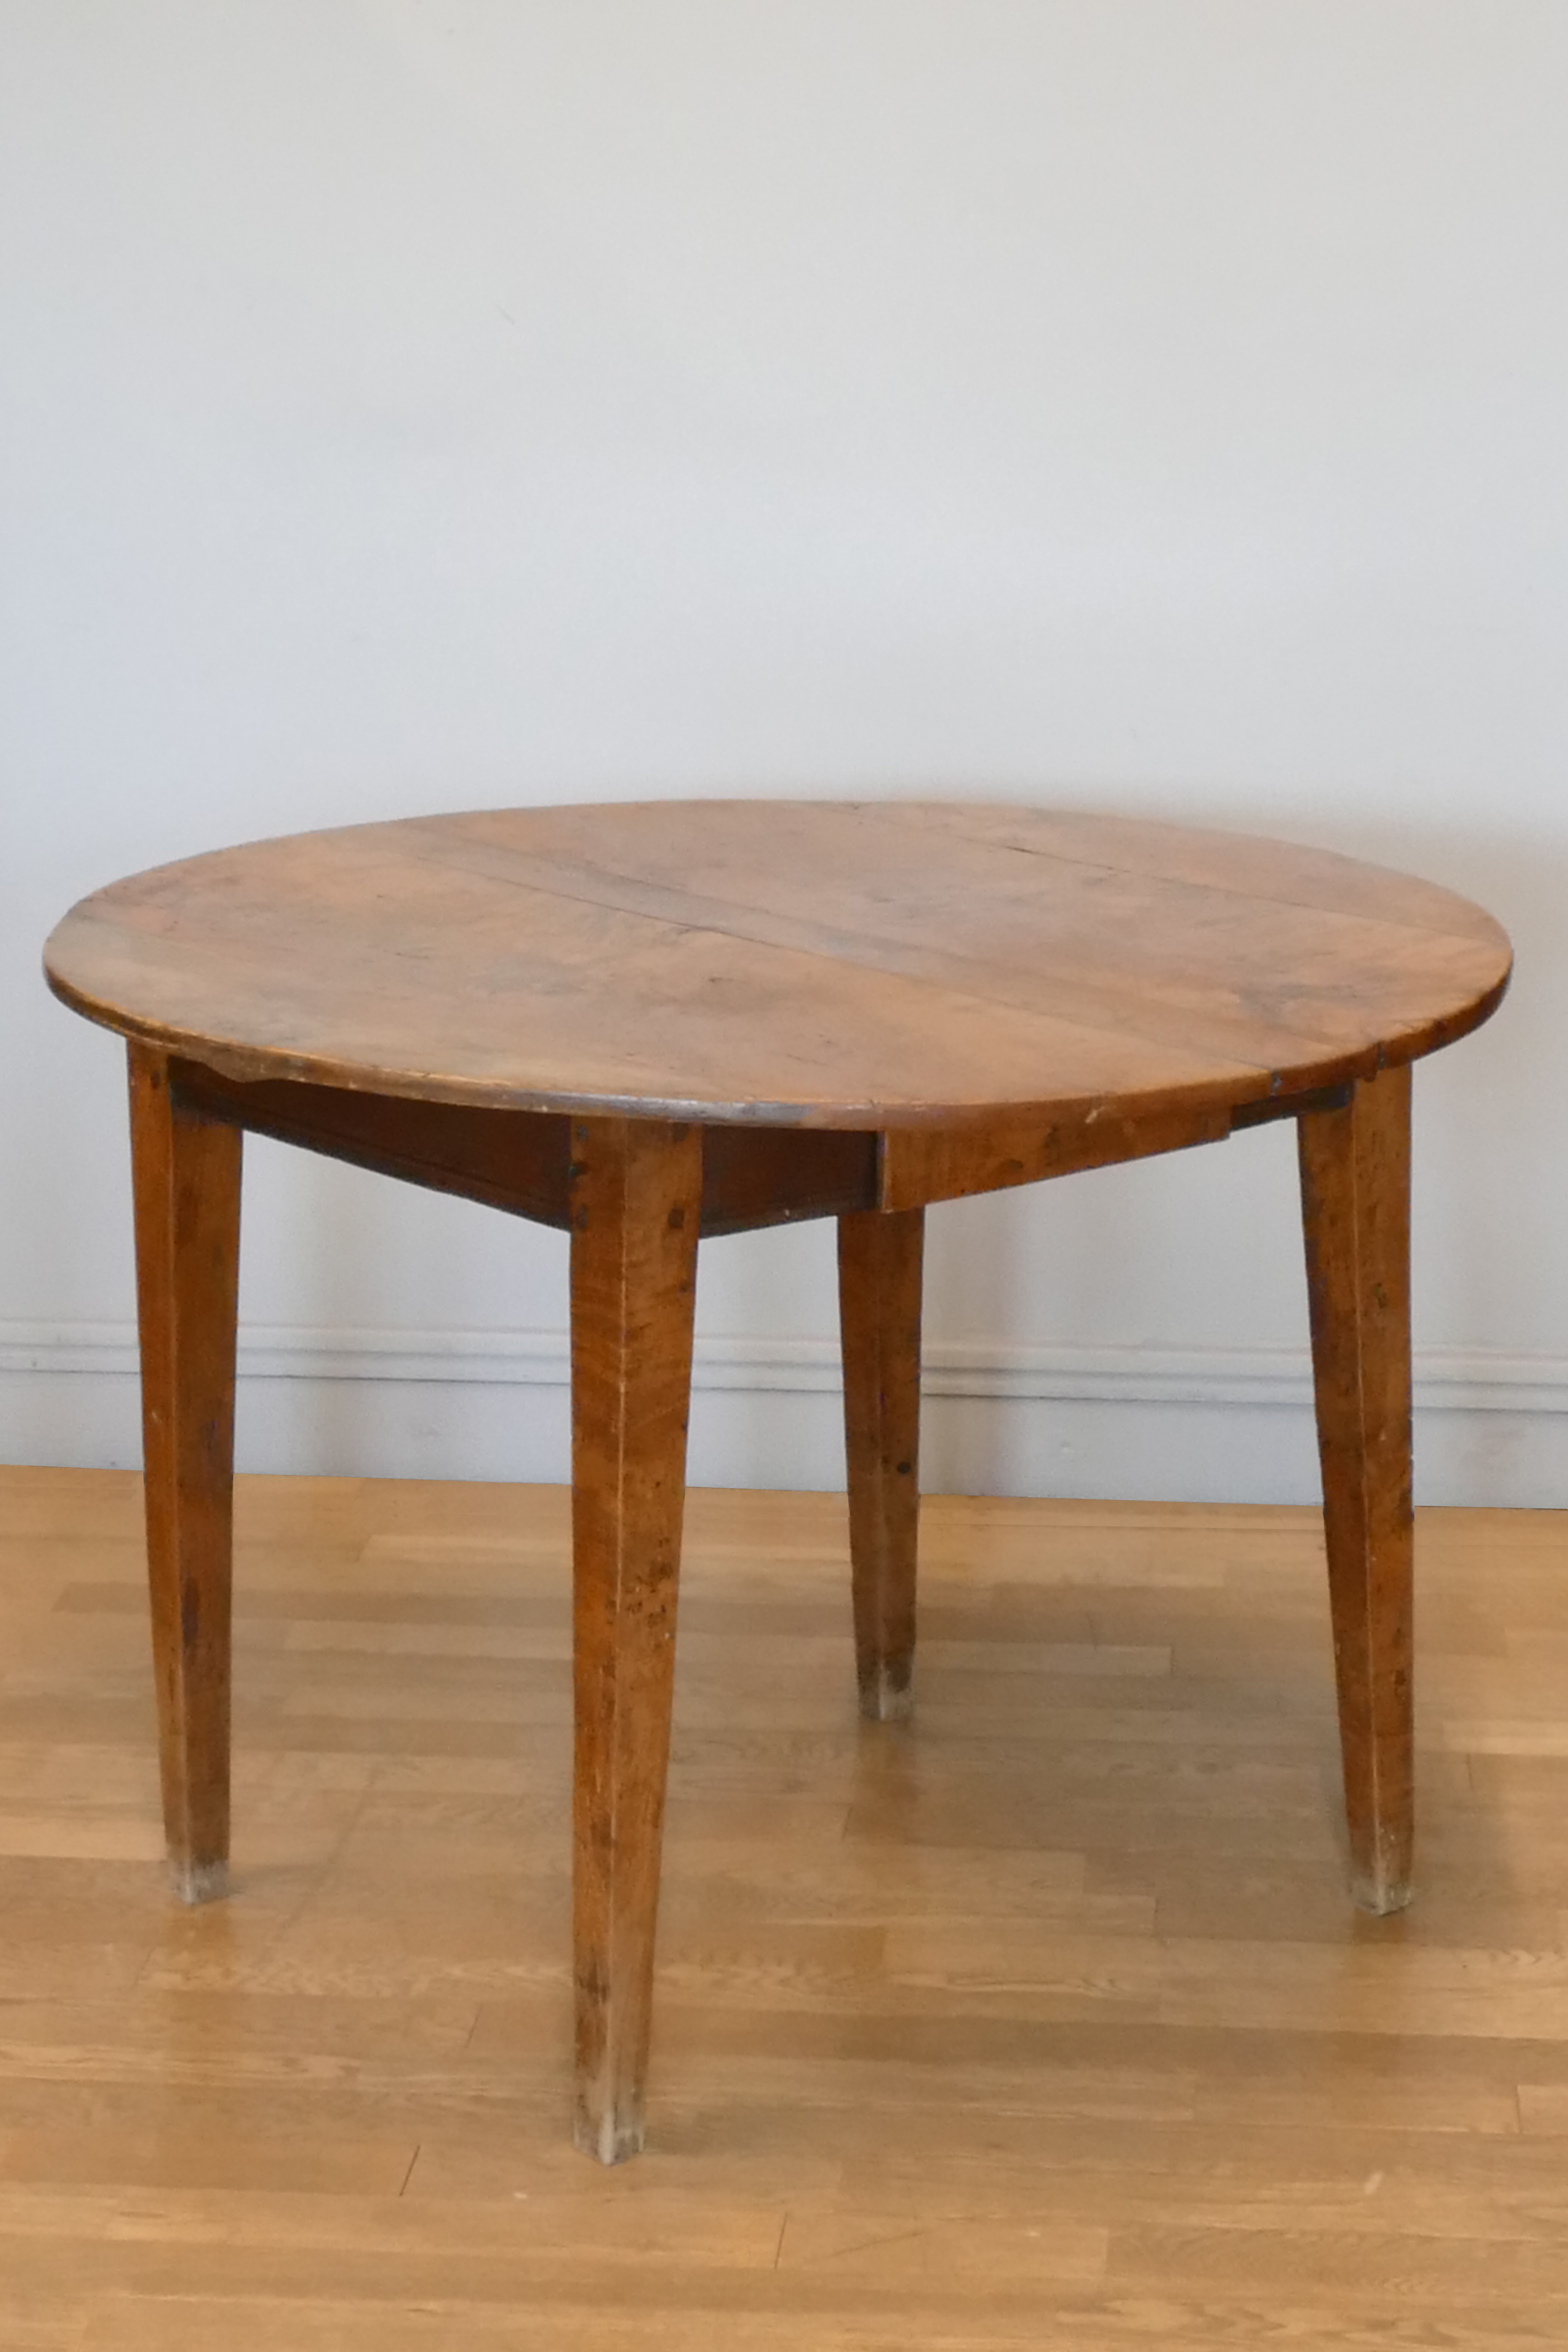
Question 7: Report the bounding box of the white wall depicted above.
[3,1,1566,1501]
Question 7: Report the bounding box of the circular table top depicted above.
[44,801,1512,1130]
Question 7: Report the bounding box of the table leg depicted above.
[127,1043,241,1905]
[569,1115,701,2163]
[1298,1064,1414,1915]
[838,1207,924,1722]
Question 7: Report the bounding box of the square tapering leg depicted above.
[569,1115,701,2163]
[127,1043,242,1905]
[1298,1064,1414,1916]
[838,1207,924,1722]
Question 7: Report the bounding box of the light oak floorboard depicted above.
[0,1469,1565,2344]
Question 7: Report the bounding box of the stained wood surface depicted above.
[166,1058,877,1238]
[568,1120,701,2163]
[877,1099,1236,1211]
[127,1044,241,1905]
[7,1465,1568,2346]
[838,1208,924,1721]
[44,801,1511,1129]
[1299,1065,1415,1913]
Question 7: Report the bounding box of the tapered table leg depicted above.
[569,1115,701,2163]
[1298,1064,1414,1916]
[127,1044,242,1905]
[838,1207,924,1723]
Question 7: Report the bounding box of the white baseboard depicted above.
[4,1317,1566,1410]
[3,1321,1567,1505]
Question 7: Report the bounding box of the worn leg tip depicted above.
[1351,1870,1412,1917]
[171,1858,229,1906]
[858,1668,913,1724]
[573,2108,644,2166]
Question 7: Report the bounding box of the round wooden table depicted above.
[44,799,1512,2162]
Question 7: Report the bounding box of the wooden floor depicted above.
[2,1471,1568,2348]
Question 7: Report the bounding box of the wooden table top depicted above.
[44,801,1511,1130]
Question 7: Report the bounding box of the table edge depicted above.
[43,944,1513,1134]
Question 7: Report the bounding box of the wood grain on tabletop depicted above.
[42,800,1510,1127]
[4,1464,1568,2347]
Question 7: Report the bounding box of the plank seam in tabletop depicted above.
[398,821,1313,1099]
[42,958,1262,1134]
[396,823,1510,1103]
[402,814,1501,1056]
[881,803,1502,937]
[334,822,1503,1084]
[42,801,1511,1131]
[430,796,1502,945]
[398,831,1296,1074]
[44,910,1281,1130]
